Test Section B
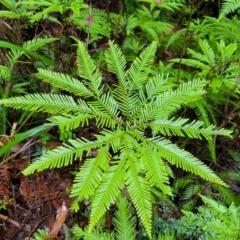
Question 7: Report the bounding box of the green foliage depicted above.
[171,38,239,162]
[0,0,88,22]
[0,40,231,237]
[28,229,49,240]
[71,196,136,240]
[0,38,57,134]
[0,125,50,159]
[173,174,235,211]
[219,0,240,19]
[0,38,57,83]
[184,194,240,239]
[138,194,240,239]
[125,5,173,41]
[69,9,120,43]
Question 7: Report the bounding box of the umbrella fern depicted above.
[0,40,232,238]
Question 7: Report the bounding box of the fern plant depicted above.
[0,40,231,237]
[171,38,239,162]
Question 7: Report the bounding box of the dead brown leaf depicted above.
[47,201,68,239]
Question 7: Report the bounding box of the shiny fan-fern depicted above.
[0,40,231,237]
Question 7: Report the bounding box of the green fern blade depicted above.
[105,40,127,88]
[35,69,93,97]
[126,155,152,237]
[0,94,81,114]
[114,196,136,240]
[88,159,126,231]
[71,145,111,204]
[170,58,210,70]
[199,39,215,64]
[89,92,120,118]
[130,74,172,117]
[219,0,240,19]
[137,79,206,122]
[23,38,58,51]
[96,129,125,153]
[71,131,124,207]
[211,184,235,204]
[127,41,157,91]
[23,138,103,175]
[127,174,152,238]
[140,141,172,195]
[71,225,113,240]
[155,138,227,187]
[148,118,232,139]
[187,48,209,63]
[77,41,102,95]
[145,73,173,98]
[0,65,11,79]
[94,113,120,129]
[22,144,77,175]
[48,113,94,132]
[7,49,25,68]
[105,41,130,116]
[113,86,137,117]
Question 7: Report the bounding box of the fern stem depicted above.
[176,4,194,84]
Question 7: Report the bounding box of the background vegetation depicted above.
[0,0,240,239]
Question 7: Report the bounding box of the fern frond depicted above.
[135,79,206,122]
[105,41,130,116]
[69,8,112,42]
[0,65,11,79]
[23,38,58,51]
[148,118,232,139]
[71,225,113,240]
[181,183,202,200]
[6,49,25,69]
[171,58,210,71]
[89,159,126,231]
[199,39,215,64]
[48,113,93,132]
[105,41,127,85]
[140,141,171,195]
[127,41,157,91]
[187,48,209,63]
[77,41,102,96]
[144,73,172,98]
[5,38,57,69]
[131,74,172,117]
[71,130,125,208]
[22,138,104,175]
[127,167,152,237]
[71,144,111,206]
[154,138,227,187]
[219,0,240,19]
[124,140,152,237]
[0,94,83,114]
[89,92,120,118]
[35,69,93,97]
[141,24,159,41]
[114,196,136,240]
[211,184,235,204]
[0,10,20,18]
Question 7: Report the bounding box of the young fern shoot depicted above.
[0,40,232,238]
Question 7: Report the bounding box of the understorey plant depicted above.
[0,40,231,237]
